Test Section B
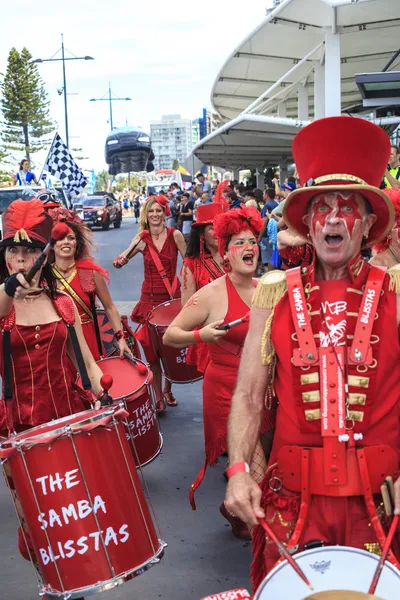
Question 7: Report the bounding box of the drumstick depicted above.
[216,312,250,331]
[258,518,313,591]
[126,230,146,260]
[123,352,148,375]
[25,223,70,284]
[368,514,399,594]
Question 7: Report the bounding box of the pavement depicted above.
[0,216,252,600]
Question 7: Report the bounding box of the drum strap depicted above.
[89,293,104,357]
[147,245,178,300]
[286,448,311,555]
[52,266,93,320]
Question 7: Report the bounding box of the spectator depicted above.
[192,187,203,221]
[263,187,279,213]
[133,197,140,223]
[170,182,181,196]
[273,174,296,199]
[384,145,400,189]
[253,188,264,211]
[201,191,212,205]
[197,173,211,193]
[227,191,243,210]
[14,159,38,186]
[180,192,194,238]
[166,192,176,228]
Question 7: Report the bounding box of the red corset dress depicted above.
[183,254,224,373]
[131,229,181,364]
[0,317,85,435]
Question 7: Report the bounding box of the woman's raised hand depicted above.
[113,255,129,269]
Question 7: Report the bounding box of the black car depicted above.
[105,127,155,176]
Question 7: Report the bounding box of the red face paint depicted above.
[311,193,362,237]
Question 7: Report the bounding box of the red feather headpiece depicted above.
[155,194,171,217]
[213,205,263,257]
[374,188,400,253]
[0,199,53,248]
[214,180,231,211]
[48,206,94,257]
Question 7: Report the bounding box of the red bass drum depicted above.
[148,299,202,383]
[0,406,166,599]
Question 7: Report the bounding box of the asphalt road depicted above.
[0,216,252,600]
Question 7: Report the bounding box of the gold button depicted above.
[302,377,309,384]
[301,267,307,274]
[303,394,310,401]
[360,379,368,387]
[35,344,40,350]
[35,333,40,339]
[358,396,364,404]
[35,325,40,331]
[305,413,314,421]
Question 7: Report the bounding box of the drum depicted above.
[96,356,163,467]
[96,308,117,356]
[0,406,166,599]
[148,299,202,383]
[253,546,400,600]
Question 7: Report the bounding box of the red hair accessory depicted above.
[48,206,94,259]
[0,199,53,248]
[213,205,263,257]
[155,194,171,217]
[374,188,400,253]
[214,180,231,211]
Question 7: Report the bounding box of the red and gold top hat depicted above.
[283,116,394,247]
[192,202,224,228]
[0,199,53,249]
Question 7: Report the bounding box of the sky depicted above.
[0,0,272,175]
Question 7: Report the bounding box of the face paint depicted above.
[310,193,363,238]
[5,247,40,275]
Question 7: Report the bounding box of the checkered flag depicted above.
[43,134,87,196]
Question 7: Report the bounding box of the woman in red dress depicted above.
[113,195,186,412]
[0,200,103,586]
[164,206,267,538]
[49,207,131,361]
[181,203,225,373]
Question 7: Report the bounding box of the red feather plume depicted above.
[6,199,45,232]
[374,188,400,253]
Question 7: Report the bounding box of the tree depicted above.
[171,158,180,171]
[0,47,54,161]
[95,169,110,192]
[0,145,14,187]
[71,147,89,166]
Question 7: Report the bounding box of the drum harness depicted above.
[267,265,400,566]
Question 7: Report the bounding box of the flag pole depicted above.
[38,132,57,185]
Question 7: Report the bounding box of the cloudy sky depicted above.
[0,0,272,174]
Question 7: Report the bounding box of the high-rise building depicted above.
[150,114,193,170]
[192,118,200,148]
[198,108,223,140]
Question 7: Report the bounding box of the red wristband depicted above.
[226,462,250,479]
[115,329,126,341]
[193,329,202,343]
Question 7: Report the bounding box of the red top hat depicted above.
[192,202,224,227]
[283,116,394,247]
[0,199,53,248]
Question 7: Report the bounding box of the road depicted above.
[0,216,252,600]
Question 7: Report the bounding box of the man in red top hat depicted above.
[224,116,400,593]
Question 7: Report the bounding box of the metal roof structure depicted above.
[211,0,400,121]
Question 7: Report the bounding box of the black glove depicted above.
[4,274,21,298]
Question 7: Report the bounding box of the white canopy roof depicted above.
[193,114,308,170]
[212,0,400,120]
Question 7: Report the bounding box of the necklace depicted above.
[152,227,165,241]
[388,245,400,265]
[56,262,76,274]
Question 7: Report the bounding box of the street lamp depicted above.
[33,33,94,148]
[90,83,132,131]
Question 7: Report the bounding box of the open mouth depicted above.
[325,234,343,247]
[242,253,254,265]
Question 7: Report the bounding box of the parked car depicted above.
[75,195,122,230]
[105,126,155,175]
[0,186,68,239]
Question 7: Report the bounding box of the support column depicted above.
[314,62,325,119]
[255,169,264,188]
[233,169,240,182]
[298,85,309,120]
[278,102,287,118]
[324,29,341,116]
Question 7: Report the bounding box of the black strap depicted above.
[68,325,91,390]
[3,330,12,400]
[89,294,103,357]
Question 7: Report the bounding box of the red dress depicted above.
[279,243,314,270]
[202,275,252,465]
[183,254,224,373]
[131,228,181,364]
[0,293,87,435]
[251,258,400,592]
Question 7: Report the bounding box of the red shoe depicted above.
[163,391,178,407]
[219,502,252,540]
[156,398,166,414]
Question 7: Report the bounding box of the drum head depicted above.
[306,592,383,600]
[148,299,181,326]
[97,356,149,400]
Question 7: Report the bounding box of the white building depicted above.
[150,115,193,170]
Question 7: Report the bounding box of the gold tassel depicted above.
[261,311,275,366]
[252,270,287,309]
[13,229,32,244]
[388,265,400,294]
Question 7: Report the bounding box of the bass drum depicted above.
[148,299,202,384]
[254,546,400,600]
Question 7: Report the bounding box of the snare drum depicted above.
[254,546,400,600]
[96,308,117,357]
[0,406,166,599]
[148,299,202,383]
[96,356,163,467]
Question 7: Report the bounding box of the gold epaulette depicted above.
[252,270,287,310]
[388,264,400,294]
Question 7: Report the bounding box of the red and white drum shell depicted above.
[0,406,166,599]
[96,355,163,468]
[148,299,202,384]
